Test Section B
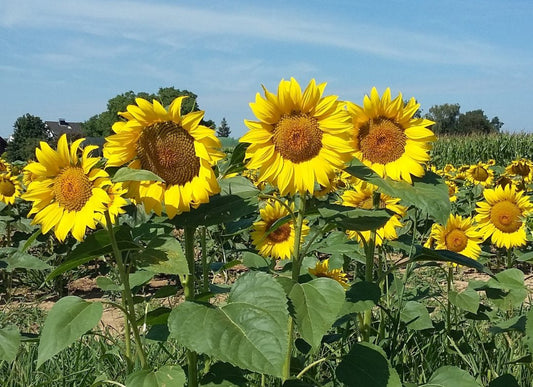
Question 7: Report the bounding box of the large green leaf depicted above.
[400,301,433,331]
[112,167,164,183]
[0,325,20,362]
[411,246,491,275]
[336,342,401,387]
[168,271,289,378]
[318,204,391,231]
[488,374,520,387]
[4,251,50,271]
[484,268,527,309]
[125,365,186,387]
[342,281,381,314]
[288,278,345,350]
[170,177,259,227]
[422,366,481,387]
[449,287,480,314]
[137,236,188,275]
[345,159,450,224]
[37,296,103,368]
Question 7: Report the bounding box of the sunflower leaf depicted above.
[0,325,20,363]
[125,365,186,387]
[112,167,164,182]
[318,204,391,231]
[411,246,492,275]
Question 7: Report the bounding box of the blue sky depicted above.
[1,0,532,139]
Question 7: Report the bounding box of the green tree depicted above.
[216,117,231,137]
[425,103,460,135]
[82,87,215,137]
[490,116,504,131]
[6,114,49,162]
[457,109,497,134]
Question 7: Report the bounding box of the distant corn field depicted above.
[431,132,533,167]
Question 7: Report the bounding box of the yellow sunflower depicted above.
[446,180,458,203]
[341,182,407,246]
[475,185,533,248]
[250,200,309,260]
[506,158,533,183]
[308,259,349,289]
[347,87,436,183]
[466,162,494,187]
[240,78,355,196]
[0,158,11,173]
[22,135,111,242]
[103,97,224,219]
[428,214,484,260]
[95,182,129,226]
[0,173,22,205]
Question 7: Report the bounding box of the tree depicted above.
[216,117,231,137]
[82,87,215,137]
[6,114,49,162]
[425,103,461,135]
[457,109,496,134]
[490,116,504,131]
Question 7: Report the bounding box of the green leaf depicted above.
[242,251,270,269]
[168,271,289,377]
[112,167,164,183]
[489,315,526,334]
[318,204,391,231]
[4,251,50,271]
[345,159,450,224]
[200,362,248,387]
[0,325,20,362]
[129,270,155,288]
[488,374,520,387]
[449,287,480,314]
[137,236,188,275]
[37,296,103,368]
[400,301,433,330]
[423,366,481,387]
[524,308,533,354]
[170,177,259,227]
[125,365,186,387]
[514,250,533,262]
[342,281,381,314]
[336,342,401,387]
[96,276,122,291]
[288,278,345,350]
[411,246,491,275]
[219,142,249,177]
[485,268,527,309]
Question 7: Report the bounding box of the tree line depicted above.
[424,103,503,135]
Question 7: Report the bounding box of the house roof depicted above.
[45,119,83,138]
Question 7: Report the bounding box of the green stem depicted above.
[446,266,453,334]
[201,227,209,293]
[506,248,514,269]
[104,211,147,369]
[282,195,307,382]
[183,226,198,387]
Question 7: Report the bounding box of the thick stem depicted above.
[183,226,199,387]
[446,266,453,334]
[201,227,209,293]
[105,211,147,369]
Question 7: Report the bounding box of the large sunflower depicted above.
[341,181,407,246]
[250,200,309,260]
[428,214,484,260]
[103,97,224,219]
[475,185,533,248]
[240,78,355,196]
[0,173,22,205]
[22,135,111,242]
[309,258,349,289]
[347,87,436,183]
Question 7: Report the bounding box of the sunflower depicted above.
[0,173,22,205]
[475,185,533,248]
[347,87,436,183]
[428,214,484,260]
[250,200,309,260]
[103,97,224,219]
[0,158,11,173]
[446,180,458,203]
[240,78,355,196]
[308,259,349,289]
[466,162,494,187]
[341,181,407,246]
[22,135,111,242]
[506,158,533,183]
[95,182,129,226]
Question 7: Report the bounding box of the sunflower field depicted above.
[0,79,533,387]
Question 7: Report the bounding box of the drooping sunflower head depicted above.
[250,200,309,260]
[240,78,355,196]
[466,162,494,187]
[475,185,533,249]
[341,182,407,246]
[104,97,224,219]
[22,135,111,242]
[347,87,436,183]
[308,259,349,289]
[429,214,484,261]
[0,173,22,205]
[506,158,533,182]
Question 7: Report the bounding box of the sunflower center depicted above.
[358,118,406,164]
[471,166,489,182]
[490,200,522,233]
[0,179,15,196]
[266,222,292,243]
[136,121,201,186]
[511,163,530,177]
[445,229,468,252]
[53,167,93,212]
[273,113,323,163]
